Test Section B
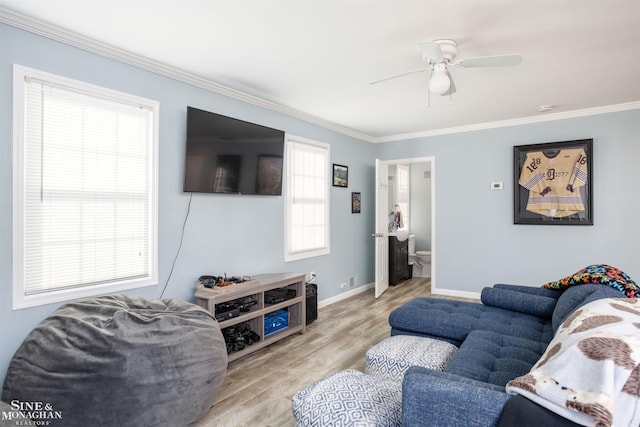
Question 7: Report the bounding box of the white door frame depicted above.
[374,156,435,295]
[374,159,389,298]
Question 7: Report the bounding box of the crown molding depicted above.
[372,101,640,143]
[0,6,376,143]
[2,6,638,145]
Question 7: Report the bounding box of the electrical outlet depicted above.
[339,282,346,290]
[309,271,316,282]
[349,276,357,288]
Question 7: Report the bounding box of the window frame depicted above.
[284,135,330,262]
[12,65,159,309]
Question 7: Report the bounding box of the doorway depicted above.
[375,156,434,298]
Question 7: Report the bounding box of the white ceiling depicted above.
[1,1,639,141]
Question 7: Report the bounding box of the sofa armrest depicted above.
[493,284,563,298]
[481,287,557,318]
[402,367,510,427]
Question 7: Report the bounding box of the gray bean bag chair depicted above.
[0,400,32,426]
[2,294,227,426]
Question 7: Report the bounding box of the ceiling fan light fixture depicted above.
[372,38,522,100]
[433,39,458,62]
[429,65,451,95]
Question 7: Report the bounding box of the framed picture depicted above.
[514,139,593,225]
[332,164,348,187]
[351,192,361,213]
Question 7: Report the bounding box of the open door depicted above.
[374,159,389,298]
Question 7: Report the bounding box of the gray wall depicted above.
[0,23,375,385]
[376,110,640,293]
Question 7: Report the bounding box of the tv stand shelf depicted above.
[194,272,306,362]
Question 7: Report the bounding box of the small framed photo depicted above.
[351,192,361,214]
[332,164,348,187]
[514,139,593,225]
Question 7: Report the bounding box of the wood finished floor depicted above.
[197,278,477,427]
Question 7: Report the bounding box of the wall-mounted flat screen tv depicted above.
[183,106,285,195]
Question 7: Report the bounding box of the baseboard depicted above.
[317,281,479,308]
[431,287,480,300]
[317,282,375,309]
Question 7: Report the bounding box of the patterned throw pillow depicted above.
[542,264,638,298]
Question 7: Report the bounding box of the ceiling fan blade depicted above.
[454,54,522,68]
[417,41,444,63]
[369,68,428,85]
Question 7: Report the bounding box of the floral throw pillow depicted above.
[542,264,639,298]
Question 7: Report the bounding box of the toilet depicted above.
[408,235,431,278]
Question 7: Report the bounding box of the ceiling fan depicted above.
[370,39,522,96]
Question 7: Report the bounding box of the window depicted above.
[12,65,159,309]
[396,164,410,230]
[284,136,330,261]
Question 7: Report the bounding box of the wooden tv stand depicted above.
[194,272,306,362]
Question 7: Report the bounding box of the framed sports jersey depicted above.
[514,139,593,225]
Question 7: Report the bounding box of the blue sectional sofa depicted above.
[389,283,624,426]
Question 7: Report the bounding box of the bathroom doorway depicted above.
[374,156,434,298]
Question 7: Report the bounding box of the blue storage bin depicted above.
[264,310,289,336]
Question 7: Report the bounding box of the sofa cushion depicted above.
[481,287,557,318]
[389,298,554,346]
[493,284,563,298]
[445,330,549,387]
[402,367,509,427]
[551,283,623,333]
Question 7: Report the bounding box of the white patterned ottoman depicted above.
[365,335,457,382]
[291,369,402,427]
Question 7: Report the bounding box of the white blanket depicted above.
[506,298,640,427]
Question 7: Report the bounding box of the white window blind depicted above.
[285,137,330,261]
[13,65,158,309]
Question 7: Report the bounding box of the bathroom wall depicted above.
[409,162,432,251]
[387,161,432,250]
